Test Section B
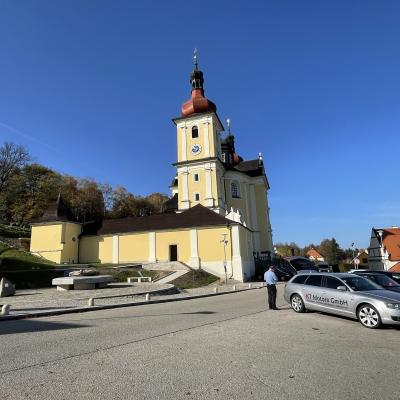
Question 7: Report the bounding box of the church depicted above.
[30,54,274,282]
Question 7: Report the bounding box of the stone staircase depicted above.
[142,261,190,284]
[142,261,190,271]
[153,270,188,284]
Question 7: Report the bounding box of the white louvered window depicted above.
[231,181,240,198]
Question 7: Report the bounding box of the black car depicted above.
[367,270,400,285]
[274,263,296,281]
[353,272,400,293]
[285,256,319,273]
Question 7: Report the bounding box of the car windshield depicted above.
[342,277,381,291]
[368,275,400,287]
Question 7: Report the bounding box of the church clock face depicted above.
[191,144,202,155]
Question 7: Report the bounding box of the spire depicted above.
[181,50,217,117]
[190,49,204,92]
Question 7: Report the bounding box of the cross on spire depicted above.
[194,48,198,70]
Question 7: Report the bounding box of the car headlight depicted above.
[386,303,400,309]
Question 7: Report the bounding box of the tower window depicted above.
[193,173,199,182]
[194,193,200,202]
[231,181,240,198]
[192,126,199,138]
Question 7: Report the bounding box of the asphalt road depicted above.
[1,286,399,400]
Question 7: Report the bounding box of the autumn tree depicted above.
[146,192,169,213]
[61,177,104,222]
[0,142,31,192]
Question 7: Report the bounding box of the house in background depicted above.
[352,249,369,267]
[368,227,400,271]
[306,248,325,262]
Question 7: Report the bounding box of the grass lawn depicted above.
[172,268,220,289]
[0,243,54,271]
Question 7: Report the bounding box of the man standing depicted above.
[264,266,278,310]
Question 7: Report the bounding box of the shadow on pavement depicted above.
[71,310,217,322]
[0,320,90,335]
[182,311,216,315]
[12,306,75,311]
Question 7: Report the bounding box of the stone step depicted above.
[142,261,189,271]
[154,270,188,284]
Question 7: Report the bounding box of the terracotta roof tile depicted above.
[306,248,324,258]
[382,228,400,261]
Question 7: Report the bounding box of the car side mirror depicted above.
[337,285,347,291]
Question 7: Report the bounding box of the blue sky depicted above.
[0,0,399,248]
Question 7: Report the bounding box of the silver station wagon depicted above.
[284,272,400,328]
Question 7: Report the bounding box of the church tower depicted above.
[173,50,227,214]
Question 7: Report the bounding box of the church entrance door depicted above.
[169,245,178,262]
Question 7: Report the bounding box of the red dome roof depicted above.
[181,88,217,117]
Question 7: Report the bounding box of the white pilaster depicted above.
[148,232,156,262]
[204,166,214,207]
[181,171,190,209]
[231,225,244,281]
[112,235,119,264]
[249,184,259,231]
[189,229,200,269]
[181,126,187,162]
[243,183,251,228]
[203,120,211,157]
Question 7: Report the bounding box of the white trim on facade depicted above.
[148,232,156,262]
[112,235,119,264]
[189,229,200,269]
[181,125,187,162]
[203,120,211,157]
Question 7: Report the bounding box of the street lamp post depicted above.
[351,242,356,269]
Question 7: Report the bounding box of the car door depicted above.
[301,274,325,311]
[322,276,354,316]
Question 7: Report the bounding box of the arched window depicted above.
[192,126,199,139]
[231,181,240,198]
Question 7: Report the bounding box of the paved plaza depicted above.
[1,286,399,400]
[0,282,259,318]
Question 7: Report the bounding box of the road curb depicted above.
[0,286,265,321]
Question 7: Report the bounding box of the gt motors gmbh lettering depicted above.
[305,293,348,307]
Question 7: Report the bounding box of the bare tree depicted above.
[0,142,31,191]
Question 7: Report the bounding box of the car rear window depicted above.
[292,275,308,284]
[305,275,323,287]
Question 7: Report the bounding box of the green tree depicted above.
[275,242,302,257]
[3,164,62,225]
[318,238,341,265]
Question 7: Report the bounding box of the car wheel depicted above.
[357,304,382,329]
[291,294,305,313]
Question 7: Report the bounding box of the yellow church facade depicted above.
[30,56,273,282]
